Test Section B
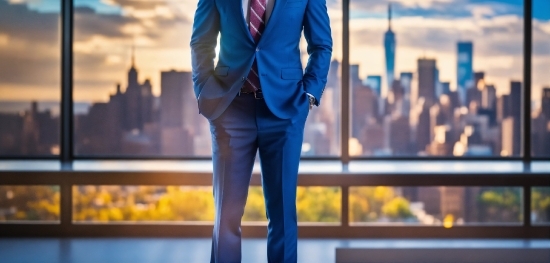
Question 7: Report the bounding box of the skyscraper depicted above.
[510,81,522,155]
[365,75,382,97]
[124,48,142,131]
[350,64,361,89]
[440,82,451,95]
[435,68,442,99]
[400,72,413,96]
[384,4,396,98]
[123,47,154,132]
[160,70,195,155]
[542,87,550,118]
[418,58,437,106]
[481,84,496,110]
[160,70,194,128]
[327,59,340,90]
[400,72,413,117]
[535,87,550,156]
[457,42,473,106]
[466,72,484,108]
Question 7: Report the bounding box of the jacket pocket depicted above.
[281,68,303,80]
[214,66,229,76]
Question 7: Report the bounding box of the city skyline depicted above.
[1,0,550,157]
[1,0,550,103]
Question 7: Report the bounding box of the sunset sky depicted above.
[0,0,548,105]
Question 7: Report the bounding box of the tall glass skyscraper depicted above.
[457,42,473,106]
[384,4,396,99]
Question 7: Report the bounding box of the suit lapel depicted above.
[259,0,286,45]
[233,0,255,43]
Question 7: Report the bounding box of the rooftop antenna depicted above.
[388,3,392,31]
[131,40,135,68]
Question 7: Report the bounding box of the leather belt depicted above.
[239,88,263,99]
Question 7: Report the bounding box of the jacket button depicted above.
[241,77,245,81]
[256,47,260,52]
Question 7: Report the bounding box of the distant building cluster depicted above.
[74,52,210,156]
[0,102,59,155]
[1,4,550,157]
[345,5,550,157]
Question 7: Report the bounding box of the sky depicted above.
[0,0,548,104]
[349,0,548,99]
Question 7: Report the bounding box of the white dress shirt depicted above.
[242,0,275,24]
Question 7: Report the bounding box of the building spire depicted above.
[388,3,392,31]
[131,42,135,68]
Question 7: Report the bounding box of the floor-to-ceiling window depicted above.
[531,0,550,157]
[72,0,342,157]
[0,0,61,157]
[349,0,524,157]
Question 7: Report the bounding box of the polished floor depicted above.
[1,238,549,263]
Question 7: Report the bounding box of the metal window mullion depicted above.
[523,0,533,227]
[60,0,74,227]
[523,0,532,167]
[523,185,532,227]
[60,0,73,167]
[341,0,350,167]
[341,186,349,227]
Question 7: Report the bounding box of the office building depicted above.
[510,81,522,155]
[384,4,396,98]
[366,75,382,97]
[457,42,473,106]
[418,58,437,106]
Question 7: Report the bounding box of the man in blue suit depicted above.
[190,0,332,261]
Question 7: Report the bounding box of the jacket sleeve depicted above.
[190,0,220,99]
[302,0,333,106]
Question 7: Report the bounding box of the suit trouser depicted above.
[209,92,308,263]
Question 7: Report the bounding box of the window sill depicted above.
[0,160,549,174]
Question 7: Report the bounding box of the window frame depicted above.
[1,0,549,239]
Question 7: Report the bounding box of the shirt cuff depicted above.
[306,93,316,107]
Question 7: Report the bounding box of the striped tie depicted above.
[242,0,267,93]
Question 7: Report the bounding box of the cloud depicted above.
[349,3,530,97]
[395,0,454,8]
[350,0,522,20]
[352,12,524,55]
[1,0,548,103]
[70,0,197,101]
[74,6,137,42]
[0,1,59,92]
[0,1,58,44]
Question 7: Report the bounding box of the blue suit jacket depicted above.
[190,0,332,120]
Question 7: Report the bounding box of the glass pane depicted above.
[73,0,211,157]
[532,187,550,225]
[73,185,340,224]
[350,187,522,225]
[349,0,523,157]
[73,0,342,157]
[73,186,215,222]
[297,186,341,223]
[0,0,61,156]
[0,186,60,222]
[531,0,550,157]
[301,0,342,156]
[244,186,341,223]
